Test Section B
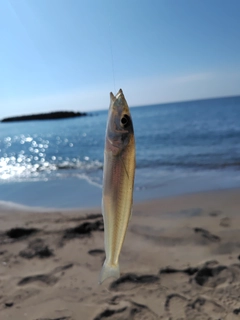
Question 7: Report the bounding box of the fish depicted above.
[99,88,136,284]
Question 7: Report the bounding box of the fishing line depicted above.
[108,23,116,94]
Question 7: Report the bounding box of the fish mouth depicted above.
[109,89,129,114]
[110,89,123,102]
[115,88,123,99]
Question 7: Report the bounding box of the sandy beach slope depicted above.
[1,188,240,319]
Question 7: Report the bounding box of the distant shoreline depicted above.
[1,111,87,123]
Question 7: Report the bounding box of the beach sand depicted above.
[1,189,240,319]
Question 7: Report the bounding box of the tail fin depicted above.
[99,260,120,284]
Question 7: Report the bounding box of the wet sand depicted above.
[0,188,240,319]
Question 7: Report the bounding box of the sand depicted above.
[1,188,240,320]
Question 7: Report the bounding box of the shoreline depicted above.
[0,185,240,213]
[1,167,240,209]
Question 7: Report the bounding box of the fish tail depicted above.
[99,260,120,284]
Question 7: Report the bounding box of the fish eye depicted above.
[121,114,130,127]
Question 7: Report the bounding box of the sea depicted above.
[1,95,240,209]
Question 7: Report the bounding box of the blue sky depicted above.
[0,0,240,118]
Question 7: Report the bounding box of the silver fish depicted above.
[99,89,136,283]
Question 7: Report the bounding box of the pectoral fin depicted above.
[120,156,129,179]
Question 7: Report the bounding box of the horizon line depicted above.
[130,93,240,109]
[1,93,240,120]
[90,93,240,113]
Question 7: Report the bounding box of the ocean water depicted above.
[1,95,240,208]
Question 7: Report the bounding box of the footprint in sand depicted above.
[160,266,199,276]
[88,249,105,256]
[209,210,221,217]
[220,217,231,227]
[93,306,128,320]
[18,274,58,286]
[19,238,54,259]
[93,301,158,320]
[193,227,220,243]
[109,273,159,292]
[35,317,72,320]
[193,262,235,287]
[0,288,40,311]
[212,277,240,313]
[6,227,39,240]
[165,293,227,320]
[186,297,226,320]
[63,219,103,240]
[0,227,39,245]
[18,263,73,286]
[164,293,189,320]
